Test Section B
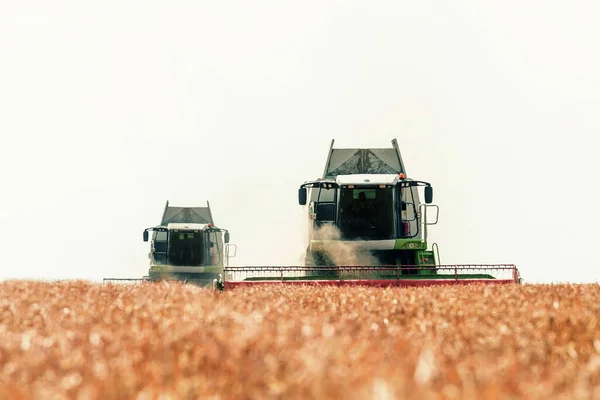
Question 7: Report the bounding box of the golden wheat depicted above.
[0,281,598,399]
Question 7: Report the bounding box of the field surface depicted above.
[0,281,599,399]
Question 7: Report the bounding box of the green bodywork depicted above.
[393,239,427,250]
[306,237,441,277]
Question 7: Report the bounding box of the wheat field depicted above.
[0,280,598,399]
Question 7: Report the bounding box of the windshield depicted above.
[168,231,204,266]
[338,186,394,240]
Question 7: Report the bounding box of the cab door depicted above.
[205,230,223,267]
[151,230,168,264]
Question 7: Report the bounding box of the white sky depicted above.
[1,1,599,284]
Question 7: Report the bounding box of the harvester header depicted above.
[215,264,521,290]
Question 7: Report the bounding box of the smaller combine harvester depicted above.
[217,139,521,290]
[104,200,237,286]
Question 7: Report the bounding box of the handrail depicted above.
[432,242,441,265]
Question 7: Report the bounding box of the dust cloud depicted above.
[308,223,380,266]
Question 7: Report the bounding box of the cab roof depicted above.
[167,223,210,231]
[336,173,400,186]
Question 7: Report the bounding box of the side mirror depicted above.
[143,230,149,242]
[424,186,433,204]
[224,231,230,244]
[298,187,307,205]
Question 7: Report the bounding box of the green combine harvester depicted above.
[216,139,521,290]
[104,201,237,287]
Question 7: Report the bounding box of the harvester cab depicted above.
[104,200,237,287]
[218,139,521,290]
[298,172,438,270]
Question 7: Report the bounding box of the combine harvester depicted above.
[217,139,521,290]
[104,200,237,286]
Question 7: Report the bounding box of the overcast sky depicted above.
[1,1,599,284]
